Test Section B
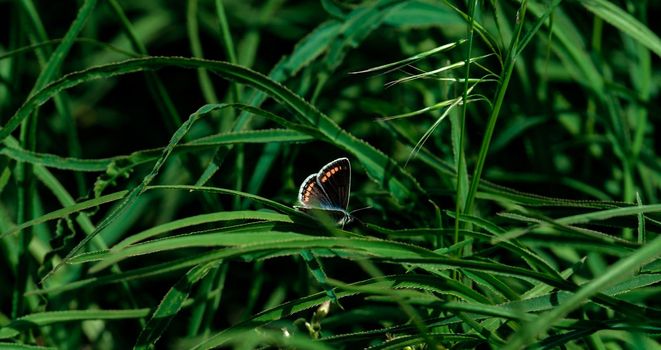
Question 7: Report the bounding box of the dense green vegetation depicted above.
[1,0,660,349]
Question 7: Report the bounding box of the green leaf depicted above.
[582,0,661,58]
[505,234,661,349]
[0,309,150,340]
[134,262,218,349]
[0,58,422,206]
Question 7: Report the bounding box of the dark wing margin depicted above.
[298,173,334,208]
[316,157,351,210]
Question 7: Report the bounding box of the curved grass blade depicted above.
[134,261,219,350]
[28,0,97,93]
[196,0,415,186]
[186,328,337,350]
[1,128,312,172]
[0,343,56,350]
[0,309,150,340]
[113,210,293,249]
[504,234,661,349]
[74,233,439,269]
[381,120,630,209]
[581,0,661,58]
[463,0,529,214]
[300,249,341,307]
[1,184,300,240]
[0,57,421,206]
[555,203,661,225]
[68,227,648,323]
[189,274,527,350]
[35,103,258,282]
[350,40,466,75]
[1,191,127,239]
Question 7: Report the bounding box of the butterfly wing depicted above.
[298,173,334,208]
[316,157,351,211]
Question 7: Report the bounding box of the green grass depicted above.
[1,0,660,349]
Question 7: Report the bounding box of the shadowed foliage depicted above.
[1,0,660,349]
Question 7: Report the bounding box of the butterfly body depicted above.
[296,157,353,226]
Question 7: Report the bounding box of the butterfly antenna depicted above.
[347,206,372,228]
[350,206,372,215]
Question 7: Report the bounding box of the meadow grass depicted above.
[0,0,660,349]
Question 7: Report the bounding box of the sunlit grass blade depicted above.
[113,210,293,249]
[350,40,466,75]
[2,1,659,348]
[582,0,661,58]
[504,234,661,349]
[384,54,492,87]
[0,57,421,206]
[1,128,312,172]
[0,309,150,340]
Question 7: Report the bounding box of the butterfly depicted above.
[296,157,353,227]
